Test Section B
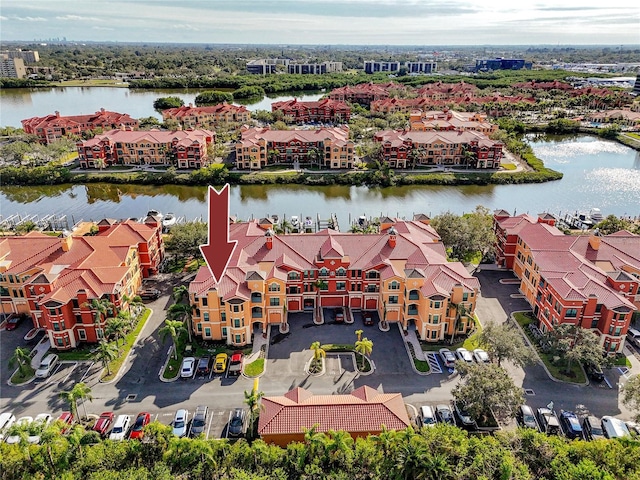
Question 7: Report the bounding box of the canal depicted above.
[1,135,638,228]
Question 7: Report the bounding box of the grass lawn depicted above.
[57,344,96,361]
[10,365,35,384]
[407,343,430,373]
[163,353,182,380]
[626,133,640,140]
[501,163,517,170]
[462,315,483,350]
[244,358,265,377]
[612,354,632,368]
[101,309,151,382]
[56,79,128,87]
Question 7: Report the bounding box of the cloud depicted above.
[13,16,47,22]
[0,16,7,20]
[56,14,100,22]
[92,26,115,31]
[168,23,199,31]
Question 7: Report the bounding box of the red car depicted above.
[57,411,74,433]
[4,314,24,331]
[363,311,374,326]
[129,412,151,439]
[93,412,114,436]
[335,308,344,323]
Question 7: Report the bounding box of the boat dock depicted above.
[0,213,70,232]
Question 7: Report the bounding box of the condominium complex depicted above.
[77,128,215,169]
[246,58,290,75]
[161,103,251,129]
[271,98,351,123]
[0,55,26,79]
[328,82,404,107]
[493,211,639,353]
[188,217,480,347]
[235,126,354,170]
[364,60,437,74]
[364,61,401,74]
[287,62,342,74]
[409,110,498,134]
[1,49,40,63]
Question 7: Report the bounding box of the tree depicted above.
[430,206,495,262]
[93,340,118,376]
[355,329,363,342]
[167,302,193,342]
[355,337,373,370]
[59,382,93,420]
[194,90,233,106]
[244,385,265,438]
[310,341,326,361]
[478,322,536,367]
[622,375,640,423]
[159,319,187,360]
[449,302,467,343]
[453,363,524,422]
[164,221,208,260]
[544,324,604,375]
[83,297,114,324]
[9,347,32,376]
[105,316,127,347]
[153,96,184,111]
[595,214,632,235]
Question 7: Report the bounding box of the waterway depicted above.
[0,135,638,228]
[0,87,324,128]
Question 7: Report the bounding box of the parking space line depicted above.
[79,361,95,382]
[206,411,215,439]
[44,363,66,385]
[225,410,232,439]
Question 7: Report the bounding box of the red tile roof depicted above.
[237,126,352,149]
[161,103,249,119]
[258,386,410,436]
[375,129,501,150]
[81,129,214,149]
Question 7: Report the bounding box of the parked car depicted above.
[439,348,456,369]
[129,412,151,440]
[602,416,631,439]
[363,311,374,326]
[28,413,52,444]
[435,404,455,425]
[517,405,539,431]
[139,288,161,301]
[419,405,437,427]
[455,347,474,364]
[228,408,246,437]
[472,348,490,364]
[5,416,33,444]
[627,327,640,347]
[0,412,17,442]
[584,362,604,382]
[109,414,131,441]
[335,308,344,323]
[537,407,560,435]
[181,356,196,378]
[93,412,115,436]
[191,405,209,437]
[582,415,605,441]
[172,409,189,437]
[196,356,212,376]
[56,411,74,434]
[213,353,228,374]
[626,421,640,437]
[559,410,584,439]
[229,352,244,376]
[4,313,24,331]
[453,401,477,429]
[35,353,59,378]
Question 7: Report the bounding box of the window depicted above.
[268,283,280,292]
[565,308,577,318]
[56,338,64,347]
[78,329,86,340]
[235,334,242,344]
[205,327,211,337]
[288,271,301,281]
[462,292,469,301]
[430,315,439,324]
[409,290,420,300]
[203,313,209,322]
[97,329,104,339]
[53,322,60,332]
[222,327,227,337]
[407,304,418,315]
[430,300,441,309]
[366,270,380,280]
[319,268,329,277]
[251,292,262,303]
[336,268,346,277]
[431,330,438,339]
[197,323,202,332]
[72,299,79,309]
[221,312,226,322]
[389,281,400,290]
[202,297,208,307]
[388,295,398,304]
[591,319,598,328]
[234,318,242,328]
[336,282,346,291]
[270,298,280,306]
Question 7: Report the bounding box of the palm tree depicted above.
[303,424,328,460]
[327,429,354,466]
[105,316,127,347]
[9,346,32,376]
[159,319,187,360]
[59,382,92,420]
[355,329,363,342]
[167,302,193,342]
[172,285,189,303]
[83,297,114,324]
[450,302,468,343]
[93,340,118,376]
[243,386,264,438]
[314,279,328,291]
[310,341,326,361]
[307,147,320,169]
[355,337,373,370]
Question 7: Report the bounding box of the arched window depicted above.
[268,283,280,292]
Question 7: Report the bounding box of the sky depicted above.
[1,0,639,46]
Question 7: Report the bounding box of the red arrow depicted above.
[199,184,237,284]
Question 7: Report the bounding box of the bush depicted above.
[195,90,234,106]
[153,96,184,111]
[233,86,265,99]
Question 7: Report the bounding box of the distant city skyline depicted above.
[1,0,638,46]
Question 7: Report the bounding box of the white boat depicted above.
[589,208,603,224]
[290,216,300,229]
[162,213,177,229]
[146,209,163,221]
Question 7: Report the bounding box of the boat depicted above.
[146,209,163,221]
[304,216,314,232]
[589,208,603,224]
[290,216,300,230]
[162,213,177,229]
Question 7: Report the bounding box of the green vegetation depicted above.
[501,162,517,170]
[233,85,266,99]
[195,90,234,105]
[9,365,35,384]
[153,96,184,111]
[1,420,639,479]
[243,358,265,377]
[102,308,151,382]
[406,343,430,373]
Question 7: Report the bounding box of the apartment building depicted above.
[77,128,215,169]
[235,126,354,170]
[374,129,503,169]
[271,98,351,123]
[188,217,480,346]
[416,81,478,100]
[287,62,342,74]
[22,108,139,144]
[405,61,437,74]
[493,211,640,353]
[246,58,290,74]
[1,49,40,63]
[161,103,251,129]
[409,110,498,134]
[0,56,26,79]
[475,58,532,72]
[0,219,164,350]
[328,82,404,107]
[364,61,401,74]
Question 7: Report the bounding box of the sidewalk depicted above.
[404,327,428,361]
[30,336,51,369]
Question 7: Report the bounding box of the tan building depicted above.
[161,103,251,129]
[409,110,498,134]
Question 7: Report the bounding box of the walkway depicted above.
[30,336,51,369]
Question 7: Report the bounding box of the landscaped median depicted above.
[101,308,152,382]
[321,343,373,374]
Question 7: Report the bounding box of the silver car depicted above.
[172,409,189,437]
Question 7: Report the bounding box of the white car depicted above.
[28,413,52,444]
[4,416,33,444]
[108,414,131,441]
[439,348,456,369]
[172,409,189,437]
[473,348,490,364]
[181,357,196,379]
[419,405,437,427]
[35,354,59,378]
[455,347,474,364]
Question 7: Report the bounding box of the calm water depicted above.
[0,87,324,127]
[0,135,638,227]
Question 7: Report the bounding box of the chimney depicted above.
[55,110,60,117]
[388,227,397,248]
[589,230,601,250]
[265,228,273,250]
[61,235,73,252]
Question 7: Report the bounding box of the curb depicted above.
[7,334,50,387]
[304,356,326,377]
[397,323,430,376]
[158,345,180,383]
[101,308,154,384]
[351,352,375,376]
[510,311,589,386]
